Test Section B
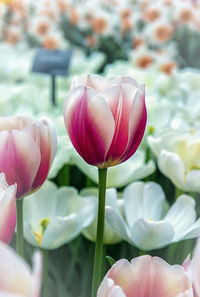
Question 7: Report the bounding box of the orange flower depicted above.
[179,9,194,23]
[57,0,68,13]
[136,54,154,68]
[133,36,145,49]
[159,61,176,75]
[154,24,172,43]
[36,21,50,36]
[42,36,59,50]
[143,8,161,22]
[91,17,107,34]
[121,19,132,34]
[68,8,79,25]
[120,8,132,20]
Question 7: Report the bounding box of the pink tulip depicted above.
[0,116,57,198]
[0,173,16,244]
[97,255,193,297]
[63,74,146,168]
[0,241,42,297]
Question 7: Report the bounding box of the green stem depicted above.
[42,249,48,297]
[16,199,24,257]
[91,168,107,297]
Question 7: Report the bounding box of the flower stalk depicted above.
[92,168,107,297]
[16,198,24,257]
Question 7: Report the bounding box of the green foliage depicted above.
[174,26,200,69]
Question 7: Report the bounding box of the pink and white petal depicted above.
[63,87,115,166]
[30,252,42,297]
[0,242,32,295]
[102,85,134,161]
[71,74,108,92]
[158,150,186,190]
[0,131,41,198]
[24,118,57,190]
[0,184,16,244]
[191,238,200,297]
[108,256,192,297]
[186,170,200,192]
[131,218,174,250]
[97,278,126,297]
[121,84,147,163]
[0,293,24,297]
[38,117,57,167]
[0,116,34,132]
[164,195,196,242]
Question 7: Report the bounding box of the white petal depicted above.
[105,206,130,242]
[123,181,165,228]
[186,170,200,193]
[164,195,196,241]
[158,150,186,190]
[131,219,174,250]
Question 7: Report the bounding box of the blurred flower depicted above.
[106,181,200,251]
[63,74,146,168]
[81,188,123,244]
[0,173,16,244]
[148,129,200,192]
[97,255,193,297]
[23,180,96,250]
[73,148,155,188]
[0,115,57,198]
[0,241,42,297]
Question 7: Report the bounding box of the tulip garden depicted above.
[2,0,200,296]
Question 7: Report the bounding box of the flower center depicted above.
[33,218,50,246]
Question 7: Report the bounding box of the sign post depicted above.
[32,49,72,106]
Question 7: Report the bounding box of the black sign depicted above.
[32,48,72,76]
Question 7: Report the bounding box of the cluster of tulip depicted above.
[1,74,200,297]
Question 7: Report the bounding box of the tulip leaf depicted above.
[106,255,116,267]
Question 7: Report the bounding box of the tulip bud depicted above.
[63,74,147,168]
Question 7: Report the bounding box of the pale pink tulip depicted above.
[0,116,57,198]
[183,238,200,297]
[97,255,193,297]
[63,74,146,168]
[0,173,16,244]
[0,242,42,297]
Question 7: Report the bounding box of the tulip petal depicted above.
[0,116,34,132]
[123,181,165,228]
[122,84,147,162]
[164,195,196,241]
[158,150,186,190]
[24,118,57,190]
[30,252,42,297]
[102,84,137,162]
[186,170,200,192]
[63,86,115,166]
[181,218,200,240]
[131,218,174,250]
[0,182,16,244]
[105,206,130,242]
[97,278,126,297]
[0,242,32,295]
[107,256,192,297]
[0,131,41,198]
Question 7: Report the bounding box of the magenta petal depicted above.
[121,84,147,163]
[63,86,115,166]
[0,131,41,198]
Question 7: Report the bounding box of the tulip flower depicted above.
[0,241,42,297]
[105,181,200,251]
[0,173,16,244]
[63,74,146,168]
[23,180,96,250]
[0,115,57,198]
[0,115,57,256]
[63,74,146,297]
[148,129,200,192]
[97,255,193,297]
